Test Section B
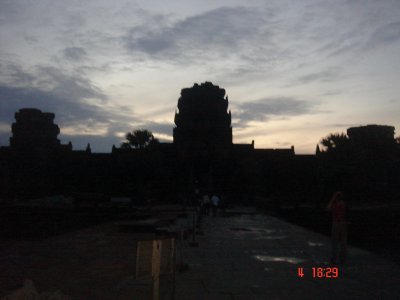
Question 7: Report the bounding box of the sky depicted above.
[1,0,400,154]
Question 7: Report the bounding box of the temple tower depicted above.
[10,108,61,150]
[173,82,232,153]
[347,124,397,160]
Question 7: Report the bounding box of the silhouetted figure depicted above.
[211,194,220,217]
[327,191,347,265]
[202,194,210,216]
[192,187,200,206]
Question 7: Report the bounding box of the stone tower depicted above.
[347,124,397,160]
[173,82,232,153]
[10,108,61,150]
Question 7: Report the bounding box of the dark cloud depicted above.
[0,0,25,25]
[312,3,400,58]
[0,62,35,86]
[0,86,174,151]
[0,62,106,103]
[0,63,140,151]
[144,121,173,137]
[234,97,314,128]
[0,61,176,151]
[0,83,113,127]
[123,6,275,62]
[0,82,138,151]
[368,22,400,47]
[63,46,87,61]
[39,66,106,101]
[129,28,174,54]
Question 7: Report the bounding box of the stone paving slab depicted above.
[175,208,400,300]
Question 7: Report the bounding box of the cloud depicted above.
[368,22,400,47]
[0,62,106,102]
[322,90,343,97]
[311,4,400,58]
[297,68,342,85]
[0,81,139,151]
[63,46,87,61]
[143,121,174,137]
[123,6,275,63]
[234,97,315,128]
[0,83,117,129]
[0,61,177,151]
[0,61,35,86]
[0,62,140,150]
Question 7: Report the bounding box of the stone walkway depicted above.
[2,206,400,299]
[175,207,400,300]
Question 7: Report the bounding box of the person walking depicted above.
[327,191,347,265]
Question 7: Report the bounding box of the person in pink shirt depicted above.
[327,191,347,265]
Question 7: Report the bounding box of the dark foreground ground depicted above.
[0,206,148,240]
[1,203,400,299]
[271,205,400,266]
[0,205,178,299]
[176,207,400,299]
[2,203,400,265]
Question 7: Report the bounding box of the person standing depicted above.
[202,194,210,216]
[327,191,347,265]
[211,194,220,217]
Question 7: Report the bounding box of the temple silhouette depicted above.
[174,82,233,151]
[0,82,399,206]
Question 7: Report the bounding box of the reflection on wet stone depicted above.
[255,235,288,240]
[308,241,324,247]
[254,255,306,264]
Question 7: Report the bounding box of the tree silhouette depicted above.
[318,132,354,199]
[320,132,349,153]
[121,129,159,149]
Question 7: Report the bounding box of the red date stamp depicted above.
[297,267,339,278]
